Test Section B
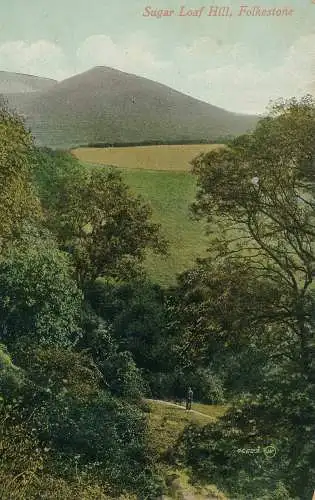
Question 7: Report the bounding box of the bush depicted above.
[0,234,82,349]
[30,391,162,497]
[175,388,314,499]
[1,345,163,499]
[0,415,134,499]
[79,311,147,401]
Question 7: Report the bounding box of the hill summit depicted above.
[3,66,258,148]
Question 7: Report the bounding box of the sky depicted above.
[0,0,314,113]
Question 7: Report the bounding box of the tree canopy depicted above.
[34,149,166,284]
[189,95,315,373]
[173,96,315,499]
[0,100,41,247]
[0,229,82,349]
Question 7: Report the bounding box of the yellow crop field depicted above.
[72,144,223,172]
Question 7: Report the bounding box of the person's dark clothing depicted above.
[186,389,193,410]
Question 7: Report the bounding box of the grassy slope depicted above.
[78,144,216,285]
[123,168,209,285]
[146,400,227,456]
[146,400,228,499]
[87,165,209,286]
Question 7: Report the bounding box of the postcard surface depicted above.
[0,1,314,499]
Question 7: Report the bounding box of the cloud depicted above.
[170,34,315,113]
[76,33,170,78]
[0,33,314,114]
[0,33,170,85]
[0,40,69,80]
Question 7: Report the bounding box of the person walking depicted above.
[186,387,193,410]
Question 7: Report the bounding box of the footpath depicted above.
[145,398,214,419]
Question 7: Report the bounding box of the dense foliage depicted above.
[34,148,166,284]
[0,230,82,350]
[0,96,314,498]
[0,100,41,247]
[0,106,165,499]
[173,96,315,499]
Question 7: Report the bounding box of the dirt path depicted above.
[145,398,215,419]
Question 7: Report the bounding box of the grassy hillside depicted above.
[127,170,209,285]
[87,164,209,285]
[146,400,227,457]
[146,400,228,499]
[6,66,258,148]
[73,144,222,172]
[78,143,217,285]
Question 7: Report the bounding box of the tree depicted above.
[190,95,315,377]
[84,278,206,401]
[33,149,166,284]
[0,229,82,349]
[85,278,169,372]
[0,100,41,247]
[1,343,163,499]
[78,309,146,401]
[174,96,315,498]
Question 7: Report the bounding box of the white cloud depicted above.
[76,33,170,78]
[171,34,315,113]
[0,40,69,80]
[0,34,170,85]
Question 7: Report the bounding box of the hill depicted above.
[0,71,56,94]
[5,66,258,148]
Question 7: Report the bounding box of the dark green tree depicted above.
[175,96,315,498]
[78,309,146,401]
[0,229,82,349]
[0,100,41,248]
[85,278,170,372]
[33,149,166,284]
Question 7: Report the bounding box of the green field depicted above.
[89,166,210,285]
[77,144,217,285]
[123,168,210,285]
